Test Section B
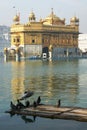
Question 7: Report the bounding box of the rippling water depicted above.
[0,58,87,115]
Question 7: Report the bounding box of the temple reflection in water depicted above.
[11,60,79,105]
[11,61,25,101]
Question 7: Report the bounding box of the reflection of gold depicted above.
[11,61,25,102]
[11,77,25,101]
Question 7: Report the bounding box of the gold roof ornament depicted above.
[13,13,20,24]
[70,16,79,25]
[29,11,36,22]
[43,8,65,25]
[70,16,79,22]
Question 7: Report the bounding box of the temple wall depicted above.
[24,44,42,57]
[52,47,79,59]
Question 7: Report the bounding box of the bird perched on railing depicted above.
[57,99,61,107]
[33,101,37,108]
[25,101,30,107]
[36,96,41,105]
[10,101,17,110]
[16,99,25,109]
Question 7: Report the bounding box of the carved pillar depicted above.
[66,48,69,57]
[49,45,53,59]
[4,48,9,61]
[16,47,21,61]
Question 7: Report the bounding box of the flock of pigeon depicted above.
[10,90,61,110]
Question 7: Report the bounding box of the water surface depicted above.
[0,58,87,129]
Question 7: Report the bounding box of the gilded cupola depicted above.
[13,13,20,24]
[29,11,36,22]
[43,8,65,25]
[70,16,79,25]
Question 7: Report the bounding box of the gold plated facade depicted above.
[10,9,79,58]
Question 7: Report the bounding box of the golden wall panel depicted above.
[11,21,79,48]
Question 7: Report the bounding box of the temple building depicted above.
[4,9,79,60]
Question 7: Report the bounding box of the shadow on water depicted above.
[21,115,36,123]
[9,112,36,124]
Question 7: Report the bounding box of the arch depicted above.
[42,47,49,58]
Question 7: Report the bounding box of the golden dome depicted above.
[13,14,20,22]
[29,11,36,21]
[43,9,65,25]
[70,16,79,22]
[46,13,60,21]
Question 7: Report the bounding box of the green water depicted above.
[1,58,87,115]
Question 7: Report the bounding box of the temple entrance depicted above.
[42,47,49,58]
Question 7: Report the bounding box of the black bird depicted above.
[10,101,17,110]
[16,99,25,109]
[33,101,37,108]
[57,99,61,107]
[36,96,41,105]
[25,101,30,107]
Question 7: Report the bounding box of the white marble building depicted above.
[0,25,10,56]
[78,34,87,53]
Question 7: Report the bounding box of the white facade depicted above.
[78,34,87,52]
[24,45,42,57]
[0,26,10,56]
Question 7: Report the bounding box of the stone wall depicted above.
[24,44,42,57]
[52,47,79,59]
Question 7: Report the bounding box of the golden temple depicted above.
[4,9,79,60]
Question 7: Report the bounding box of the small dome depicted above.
[29,11,36,21]
[70,16,79,22]
[45,11,60,23]
[43,9,65,25]
[46,13,60,21]
[13,14,20,22]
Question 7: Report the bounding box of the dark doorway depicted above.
[42,47,49,57]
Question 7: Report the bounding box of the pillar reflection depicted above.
[10,60,79,106]
[11,61,25,102]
